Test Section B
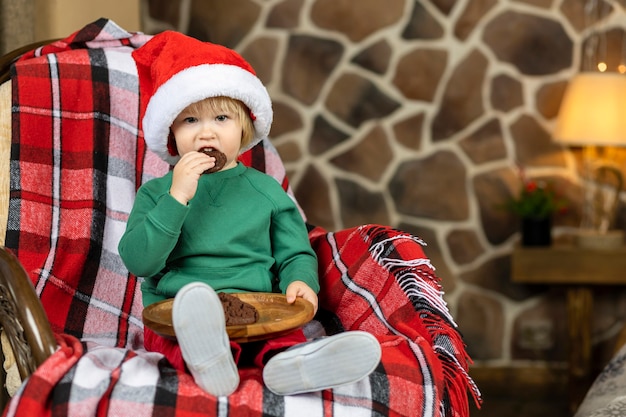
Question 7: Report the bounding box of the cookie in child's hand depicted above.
[199,147,227,174]
[218,292,259,325]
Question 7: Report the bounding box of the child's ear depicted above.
[167,131,179,156]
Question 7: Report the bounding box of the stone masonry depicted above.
[142,0,626,368]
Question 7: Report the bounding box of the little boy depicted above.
[119,31,381,397]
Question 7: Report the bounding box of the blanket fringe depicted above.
[359,225,482,414]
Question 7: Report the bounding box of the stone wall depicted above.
[142,0,626,368]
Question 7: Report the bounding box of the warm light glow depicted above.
[598,62,608,72]
[554,72,626,146]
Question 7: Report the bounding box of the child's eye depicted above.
[184,116,198,123]
[216,115,229,122]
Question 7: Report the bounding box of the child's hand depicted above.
[285,281,318,313]
[169,151,216,204]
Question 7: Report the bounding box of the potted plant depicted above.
[506,168,567,246]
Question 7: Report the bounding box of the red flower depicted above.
[525,181,538,193]
[505,166,567,219]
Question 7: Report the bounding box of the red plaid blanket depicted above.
[7,19,162,349]
[4,19,479,417]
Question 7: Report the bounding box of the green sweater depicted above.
[118,162,319,307]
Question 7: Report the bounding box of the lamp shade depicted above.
[554,72,626,146]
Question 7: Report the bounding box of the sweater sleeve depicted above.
[118,178,189,278]
[269,192,320,295]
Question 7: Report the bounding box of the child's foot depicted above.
[172,282,239,396]
[263,331,381,395]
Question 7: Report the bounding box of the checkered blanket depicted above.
[4,18,479,417]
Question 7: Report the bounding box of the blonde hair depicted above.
[171,96,255,151]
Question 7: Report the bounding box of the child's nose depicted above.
[199,121,217,137]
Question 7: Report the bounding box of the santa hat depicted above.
[132,31,273,165]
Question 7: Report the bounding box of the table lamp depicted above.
[553,72,626,249]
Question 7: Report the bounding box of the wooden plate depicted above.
[142,293,315,343]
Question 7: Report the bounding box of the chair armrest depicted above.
[0,247,57,379]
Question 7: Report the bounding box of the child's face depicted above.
[171,104,243,171]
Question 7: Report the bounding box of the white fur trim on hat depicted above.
[143,63,272,165]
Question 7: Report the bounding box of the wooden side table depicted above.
[511,244,626,413]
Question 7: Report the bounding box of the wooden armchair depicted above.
[0,18,479,417]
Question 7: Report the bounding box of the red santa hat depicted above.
[132,31,272,165]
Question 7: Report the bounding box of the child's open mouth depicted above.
[199,147,227,174]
